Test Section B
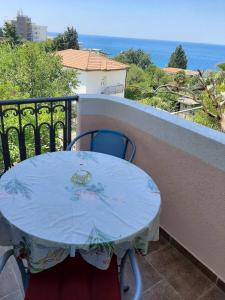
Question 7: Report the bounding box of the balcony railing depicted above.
[0,95,78,174]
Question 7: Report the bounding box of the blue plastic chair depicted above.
[66,129,136,162]
[0,249,142,300]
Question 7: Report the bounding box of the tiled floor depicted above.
[0,236,225,300]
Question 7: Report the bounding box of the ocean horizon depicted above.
[48,32,225,71]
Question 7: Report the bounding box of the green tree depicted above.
[0,42,78,165]
[38,39,54,52]
[218,62,225,71]
[0,27,3,37]
[124,62,178,109]
[126,64,145,85]
[115,48,151,69]
[191,71,225,132]
[154,69,225,132]
[2,22,21,45]
[0,42,78,98]
[51,27,79,51]
[124,63,174,104]
[144,65,169,90]
[125,85,143,100]
[138,94,177,112]
[168,45,188,69]
[174,70,187,86]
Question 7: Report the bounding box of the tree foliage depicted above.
[191,71,225,132]
[51,27,79,51]
[0,42,78,98]
[1,22,21,46]
[122,48,225,134]
[138,93,178,112]
[115,48,151,69]
[218,62,225,71]
[168,45,188,69]
[0,42,78,165]
[124,63,179,111]
[144,65,169,89]
[154,69,225,132]
[126,64,145,85]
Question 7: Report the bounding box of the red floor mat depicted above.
[25,254,121,300]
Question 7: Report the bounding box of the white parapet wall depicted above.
[78,94,225,282]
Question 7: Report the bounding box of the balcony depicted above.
[0,94,225,299]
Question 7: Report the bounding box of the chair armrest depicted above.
[0,249,14,273]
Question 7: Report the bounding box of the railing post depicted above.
[66,100,72,146]
[49,102,56,152]
[18,104,27,161]
[0,106,11,172]
[1,133,11,172]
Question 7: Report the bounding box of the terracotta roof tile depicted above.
[162,67,198,76]
[57,49,128,71]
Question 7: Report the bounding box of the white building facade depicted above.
[76,69,127,97]
[32,24,47,42]
[57,49,128,97]
[10,12,47,42]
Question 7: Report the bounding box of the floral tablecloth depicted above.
[0,151,161,273]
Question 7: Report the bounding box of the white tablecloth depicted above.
[0,151,161,273]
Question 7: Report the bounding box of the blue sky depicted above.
[1,0,225,45]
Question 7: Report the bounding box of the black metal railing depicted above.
[0,95,78,174]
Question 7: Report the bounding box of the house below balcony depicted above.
[57,49,128,97]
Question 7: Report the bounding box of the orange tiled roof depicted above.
[162,67,198,76]
[56,49,128,71]
[162,67,183,73]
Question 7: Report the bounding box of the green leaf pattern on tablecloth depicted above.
[86,226,115,256]
[1,178,32,199]
[14,236,68,273]
[29,248,68,273]
[14,236,31,259]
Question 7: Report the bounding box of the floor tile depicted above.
[0,247,24,295]
[146,246,213,300]
[198,285,225,300]
[0,247,23,299]
[1,243,224,300]
[0,267,21,299]
[142,280,181,300]
[148,236,169,254]
[124,254,162,294]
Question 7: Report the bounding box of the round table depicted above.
[0,151,161,273]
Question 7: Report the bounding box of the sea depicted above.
[48,32,225,71]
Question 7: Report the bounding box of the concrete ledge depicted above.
[79,94,225,172]
[78,94,225,282]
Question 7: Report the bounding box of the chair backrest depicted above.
[67,129,136,162]
[91,130,128,159]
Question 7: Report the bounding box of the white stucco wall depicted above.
[70,70,127,97]
[75,70,87,94]
[74,69,127,97]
